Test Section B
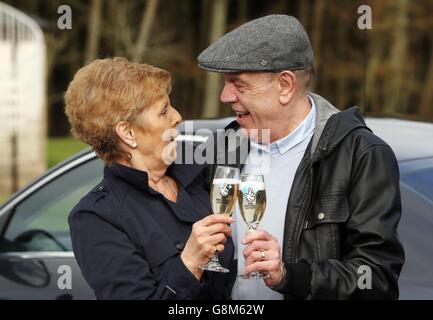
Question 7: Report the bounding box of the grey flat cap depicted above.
[198,14,313,73]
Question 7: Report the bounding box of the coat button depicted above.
[97,186,105,192]
[175,241,185,251]
[318,212,325,220]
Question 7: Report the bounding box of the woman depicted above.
[65,57,235,299]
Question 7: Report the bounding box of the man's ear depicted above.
[278,71,296,105]
[115,121,136,148]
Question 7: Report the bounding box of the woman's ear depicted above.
[278,71,296,105]
[115,121,137,148]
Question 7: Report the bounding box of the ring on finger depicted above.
[260,251,265,261]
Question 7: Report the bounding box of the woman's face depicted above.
[133,93,182,165]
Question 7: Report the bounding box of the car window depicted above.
[401,167,433,202]
[0,158,103,253]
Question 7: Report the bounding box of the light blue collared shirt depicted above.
[231,95,316,300]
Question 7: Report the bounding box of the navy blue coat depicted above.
[68,162,235,300]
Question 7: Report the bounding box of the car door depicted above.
[398,157,433,299]
[0,154,103,300]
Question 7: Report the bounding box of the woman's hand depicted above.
[242,229,284,287]
[181,214,233,280]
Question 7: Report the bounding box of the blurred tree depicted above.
[365,0,386,114]
[310,0,325,91]
[238,0,248,23]
[420,34,433,119]
[201,0,228,118]
[85,0,102,63]
[298,0,309,32]
[336,6,347,109]
[384,0,409,114]
[1,0,432,137]
[133,0,159,62]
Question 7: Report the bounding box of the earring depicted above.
[131,142,137,148]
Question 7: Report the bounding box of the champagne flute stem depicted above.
[210,252,219,263]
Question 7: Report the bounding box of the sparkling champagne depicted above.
[238,181,266,230]
[211,178,239,215]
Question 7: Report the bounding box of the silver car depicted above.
[0,118,432,299]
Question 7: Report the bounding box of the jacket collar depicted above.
[308,92,340,158]
[309,92,371,162]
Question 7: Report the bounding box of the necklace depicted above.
[163,177,178,196]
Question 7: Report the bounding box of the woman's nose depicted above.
[220,83,237,104]
[172,108,182,126]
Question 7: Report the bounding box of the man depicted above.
[197,15,405,299]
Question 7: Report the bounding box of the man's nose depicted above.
[220,83,237,104]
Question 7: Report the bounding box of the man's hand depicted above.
[181,214,233,280]
[243,229,284,287]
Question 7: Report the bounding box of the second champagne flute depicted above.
[238,173,269,279]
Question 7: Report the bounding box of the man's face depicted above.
[220,72,280,143]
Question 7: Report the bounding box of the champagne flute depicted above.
[238,173,269,279]
[199,166,239,273]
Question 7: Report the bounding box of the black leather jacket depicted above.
[209,93,405,299]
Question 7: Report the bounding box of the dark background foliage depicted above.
[3,0,433,136]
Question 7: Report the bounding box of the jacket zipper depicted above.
[292,166,313,263]
[294,149,325,263]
